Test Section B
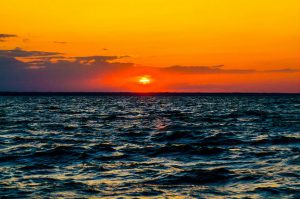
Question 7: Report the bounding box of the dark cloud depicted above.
[0,56,27,72]
[0,34,17,38]
[0,34,17,42]
[0,56,33,91]
[0,49,133,91]
[0,47,61,57]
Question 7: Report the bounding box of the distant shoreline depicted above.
[0,92,299,96]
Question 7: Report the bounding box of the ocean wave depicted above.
[0,95,299,198]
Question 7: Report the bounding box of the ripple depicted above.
[0,94,299,198]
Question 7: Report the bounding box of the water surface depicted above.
[0,94,299,198]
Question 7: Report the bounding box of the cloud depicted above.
[162,65,255,74]
[0,56,27,72]
[74,55,127,63]
[264,68,300,73]
[161,65,299,74]
[0,48,133,91]
[169,82,300,93]
[0,34,17,38]
[0,47,298,92]
[0,34,17,42]
[0,47,61,57]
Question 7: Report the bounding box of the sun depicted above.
[138,76,151,85]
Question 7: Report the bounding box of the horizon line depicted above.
[0,91,299,96]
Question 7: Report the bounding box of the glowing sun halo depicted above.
[138,76,151,85]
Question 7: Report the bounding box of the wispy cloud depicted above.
[0,47,61,57]
[263,68,300,73]
[161,65,299,74]
[0,34,17,42]
[162,65,255,74]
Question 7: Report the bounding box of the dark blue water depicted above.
[0,94,299,198]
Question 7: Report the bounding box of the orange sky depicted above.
[1,0,300,92]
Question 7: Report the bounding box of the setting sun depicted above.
[138,76,151,85]
[1,1,300,198]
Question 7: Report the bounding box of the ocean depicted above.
[0,94,299,198]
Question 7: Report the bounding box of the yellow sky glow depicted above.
[1,0,300,92]
[2,0,299,67]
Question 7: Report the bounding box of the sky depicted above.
[1,0,300,92]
